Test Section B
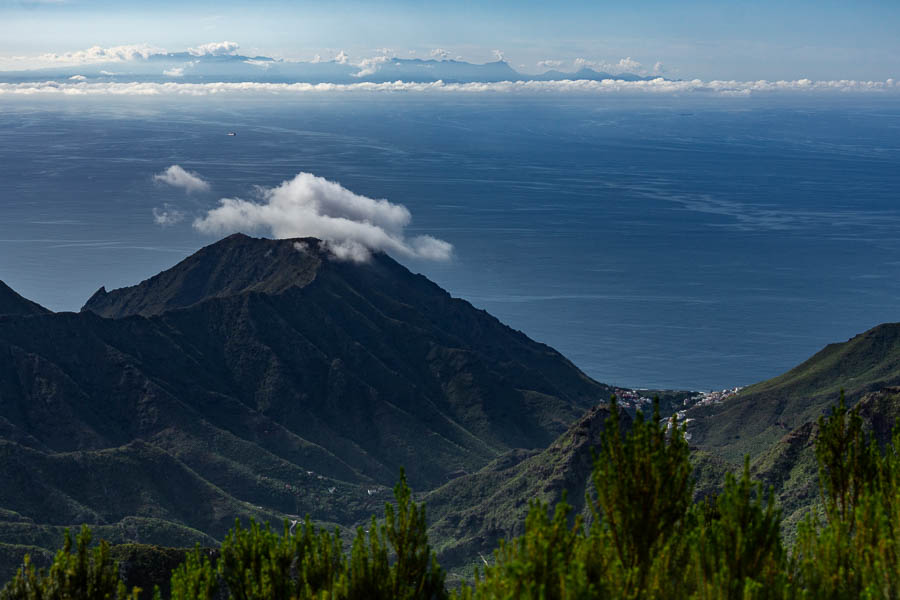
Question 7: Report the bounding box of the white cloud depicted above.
[616,57,642,72]
[99,70,115,76]
[187,41,239,57]
[310,54,323,63]
[3,78,899,97]
[575,56,645,74]
[68,74,86,81]
[354,55,389,77]
[430,48,451,61]
[163,67,185,78]
[334,50,350,64]
[652,61,665,75]
[38,44,165,65]
[537,59,563,69]
[193,172,453,263]
[153,165,210,193]
[153,204,185,226]
[492,49,506,62]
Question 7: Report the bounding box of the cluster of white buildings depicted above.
[684,387,744,408]
[612,388,654,409]
[674,386,744,441]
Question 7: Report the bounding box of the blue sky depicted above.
[2,0,899,79]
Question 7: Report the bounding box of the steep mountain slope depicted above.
[0,439,281,538]
[687,323,900,461]
[423,405,620,571]
[423,406,732,574]
[0,234,612,576]
[0,281,48,317]
[74,234,609,486]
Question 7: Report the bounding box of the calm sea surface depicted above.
[2,94,899,390]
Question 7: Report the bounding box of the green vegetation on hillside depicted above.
[454,398,785,598]
[2,473,446,600]
[0,526,139,600]
[689,323,900,461]
[458,395,900,598]
[5,395,899,599]
[749,386,900,542]
[424,405,622,573]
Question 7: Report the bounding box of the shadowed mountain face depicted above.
[74,234,609,486]
[0,233,611,571]
[82,235,322,318]
[0,281,48,317]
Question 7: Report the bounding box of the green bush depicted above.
[6,393,900,599]
[688,459,787,599]
[457,397,789,599]
[167,546,217,600]
[0,525,138,600]
[792,394,900,599]
[174,469,445,600]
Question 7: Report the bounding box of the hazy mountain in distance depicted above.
[0,53,660,84]
[531,67,658,82]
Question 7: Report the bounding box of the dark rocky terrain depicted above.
[0,281,48,317]
[0,233,612,579]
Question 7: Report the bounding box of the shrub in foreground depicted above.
[5,394,900,599]
[456,398,788,599]
[0,525,139,600]
[170,470,445,600]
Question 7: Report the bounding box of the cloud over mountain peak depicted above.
[193,172,453,263]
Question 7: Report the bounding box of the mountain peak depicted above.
[0,280,50,317]
[82,234,328,318]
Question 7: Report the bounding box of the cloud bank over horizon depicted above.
[1,41,667,76]
[5,40,891,84]
[3,77,897,97]
[193,172,453,263]
[4,0,899,81]
[34,44,168,66]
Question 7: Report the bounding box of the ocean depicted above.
[2,93,899,390]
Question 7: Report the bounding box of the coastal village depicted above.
[613,386,745,441]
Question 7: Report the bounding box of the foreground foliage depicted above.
[4,394,899,599]
[457,395,900,599]
[167,471,446,600]
[0,526,139,600]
